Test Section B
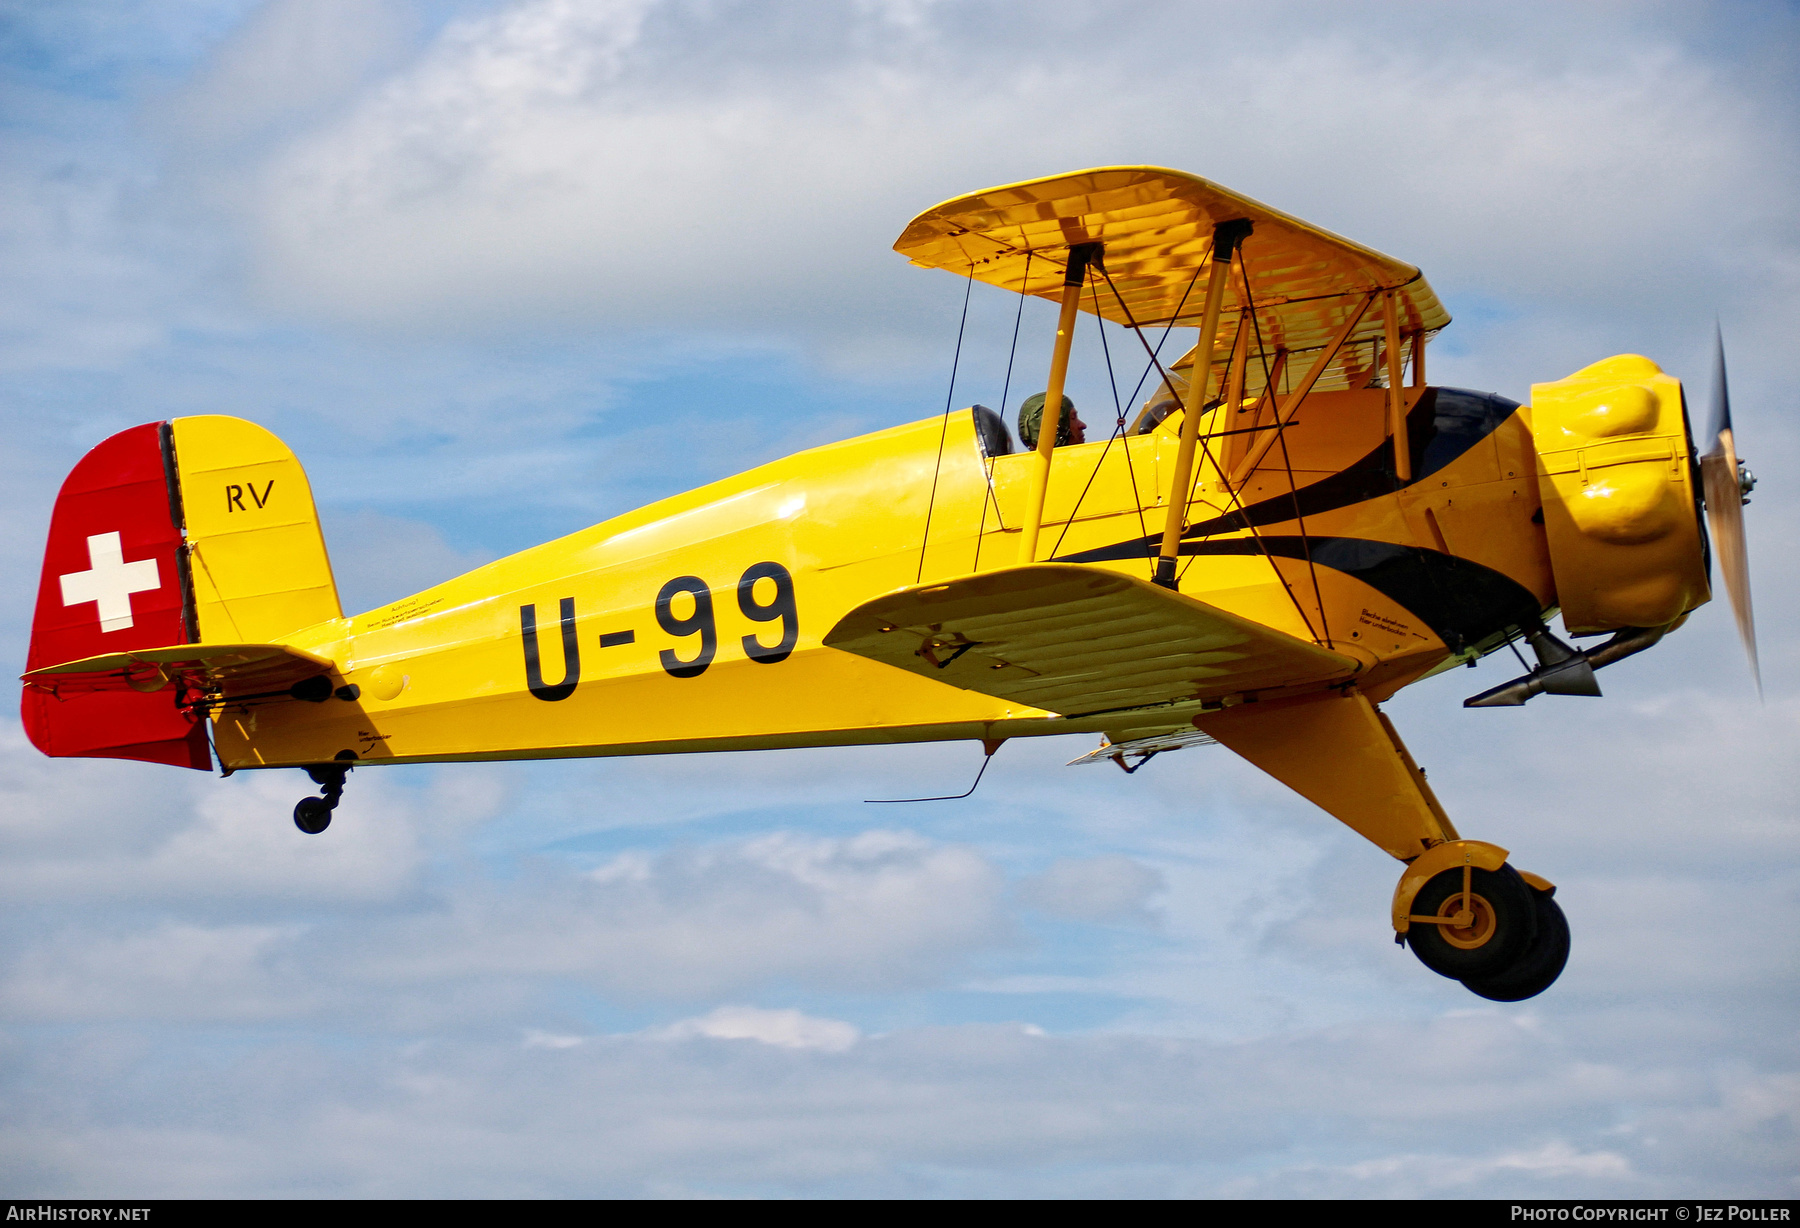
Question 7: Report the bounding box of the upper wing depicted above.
[823,564,1359,719]
[893,165,1449,401]
[22,641,334,698]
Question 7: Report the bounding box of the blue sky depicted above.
[1,0,1796,1198]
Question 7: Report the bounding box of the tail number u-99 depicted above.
[522,562,798,699]
[656,561,798,679]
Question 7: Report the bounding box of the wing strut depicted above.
[1019,242,1102,565]
[1382,290,1412,482]
[1228,292,1376,485]
[1154,220,1250,589]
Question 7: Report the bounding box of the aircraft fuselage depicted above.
[210,385,1554,771]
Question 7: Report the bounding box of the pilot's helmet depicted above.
[1018,392,1076,449]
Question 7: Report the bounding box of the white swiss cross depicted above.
[60,531,162,633]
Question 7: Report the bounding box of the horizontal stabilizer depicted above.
[823,564,1358,719]
[23,642,333,699]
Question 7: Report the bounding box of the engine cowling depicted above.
[1528,354,1710,634]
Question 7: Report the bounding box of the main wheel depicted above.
[1463,888,1570,1002]
[1405,864,1535,981]
[293,797,332,835]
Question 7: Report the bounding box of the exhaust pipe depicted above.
[1463,624,1667,708]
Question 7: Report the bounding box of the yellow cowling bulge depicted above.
[1529,355,1709,634]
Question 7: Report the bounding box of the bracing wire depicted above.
[1085,261,1204,575]
[1103,260,1203,424]
[1097,255,1319,644]
[918,264,975,585]
[997,248,1031,434]
[1503,626,1532,672]
[1048,272,1147,566]
[973,249,1031,573]
[1098,263,1279,594]
[1241,260,1327,645]
[1168,274,1318,644]
[1095,285,1153,560]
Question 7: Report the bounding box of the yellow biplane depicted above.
[22,167,1759,1002]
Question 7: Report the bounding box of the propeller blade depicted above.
[1701,325,1759,694]
[1710,320,1734,442]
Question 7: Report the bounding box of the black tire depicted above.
[1463,890,1570,1002]
[293,797,332,835]
[1405,863,1535,981]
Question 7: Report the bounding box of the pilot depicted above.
[1018,392,1087,449]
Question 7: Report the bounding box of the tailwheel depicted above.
[293,796,333,835]
[292,757,353,835]
[1404,863,1535,981]
[1462,884,1570,1002]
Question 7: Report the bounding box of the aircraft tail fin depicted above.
[22,417,341,770]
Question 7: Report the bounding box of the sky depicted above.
[1,0,1796,1199]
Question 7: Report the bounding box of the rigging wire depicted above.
[1097,264,1286,602]
[917,264,975,585]
[973,249,1031,573]
[1088,261,1205,575]
[1097,253,1321,644]
[1047,271,1149,567]
[1103,260,1204,424]
[1241,258,1328,646]
[1503,626,1532,672]
[1159,261,1317,644]
[1096,284,1154,561]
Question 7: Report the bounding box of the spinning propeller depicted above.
[1699,325,1760,695]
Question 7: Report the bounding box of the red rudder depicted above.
[22,422,211,770]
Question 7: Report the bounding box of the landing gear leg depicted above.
[1189,691,1572,1000]
[293,760,352,834]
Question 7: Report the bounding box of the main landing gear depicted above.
[1186,690,1571,1001]
[293,753,356,834]
[1396,850,1570,1001]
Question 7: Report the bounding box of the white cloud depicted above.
[209,0,1796,376]
[355,829,1008,999]
[2,920,309,1023]
[318,507,498,614]
[656,1005,860,1052]
[1014,854,1163,925]
[157,0,417,157]
[1,1010,1787,1197]
[1250,1140,1637,1198]
[0,736,429,907]
[523,1028,584,1048]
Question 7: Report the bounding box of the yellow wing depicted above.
[823,564,1359,719]
[893,165,1449,401]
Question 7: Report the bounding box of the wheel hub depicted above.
[1435,892,1496,949]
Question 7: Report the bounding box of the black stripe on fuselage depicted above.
[1168,536,1541,652]
[1062,387,1523,561]
[1051,389,1539,648]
